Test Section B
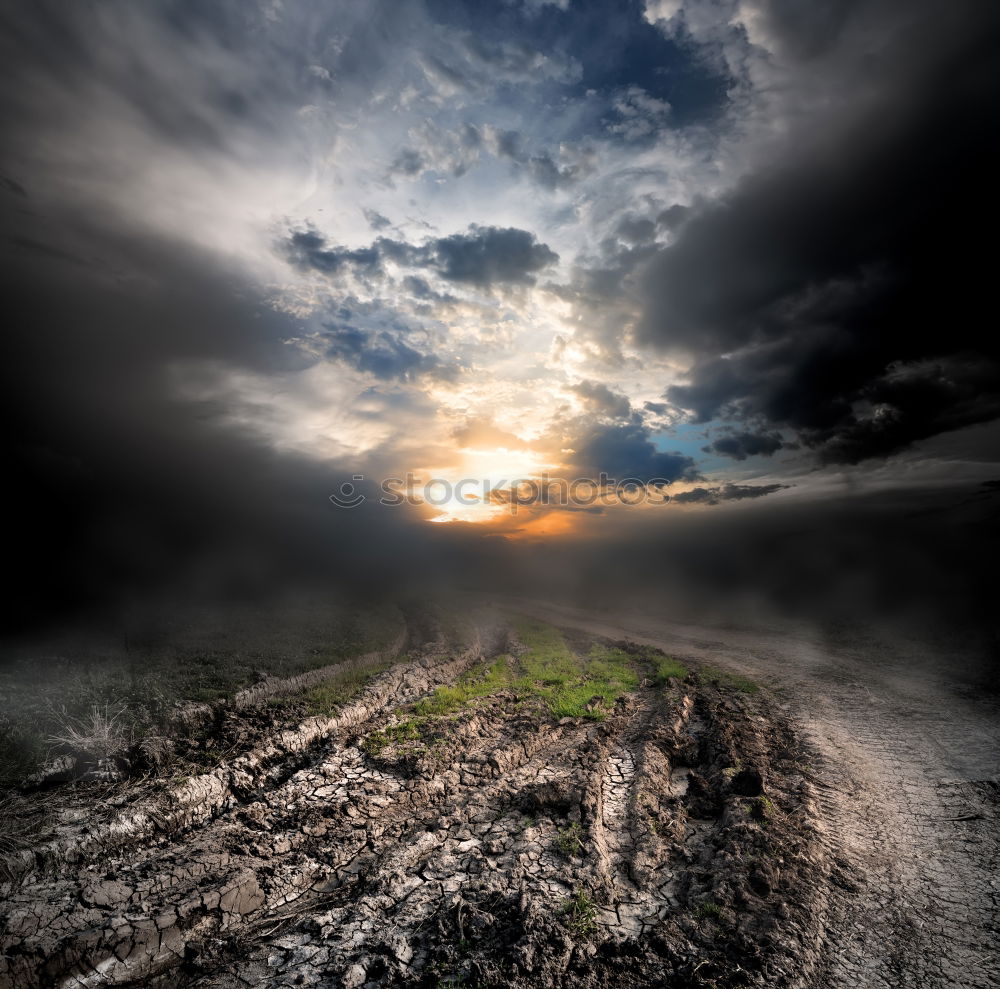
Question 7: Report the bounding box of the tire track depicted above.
[517,600,1000,989]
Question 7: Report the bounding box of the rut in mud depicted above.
[515,601,1000,989]
[0,617,830,989]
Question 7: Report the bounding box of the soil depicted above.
[0,615,833,988]
[517,601,1000,989]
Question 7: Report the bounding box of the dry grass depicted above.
[46,704,130,762]
[0,597,407,785]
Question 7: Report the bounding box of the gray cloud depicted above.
[672,483,788,504]
[285,230,383,276]
[431,226,558,287]
[387,121,588,191]
[362,208,393,231]
[615,215,657,245]
[605,86,671,141]
[389,148,426,177]
[285,224,558,290]
[320,323,452,382]
[629,0,1000,463]
[420,30,582,93]
[569,379,632,419]
[569,417,699,483]
[485,126,591,190]
[707,429,784,461]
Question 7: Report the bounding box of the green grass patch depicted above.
[652,654,689,683]
[560,889,598,936]
[413,656,514,716]
[512,617,581,685]
[410,623,642,724]
[508,619,640,721]
[554,821,586,857]
[362,719,424,756]
[299,661,395,716]
[695,900,723,922]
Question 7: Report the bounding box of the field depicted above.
[0,605,828,988]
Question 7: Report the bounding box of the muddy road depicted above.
[1,605,995,988]
[1,614,837,989]
[517,601,1000,989]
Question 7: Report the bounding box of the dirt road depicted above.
[517,601,1000,989]
[2,607,995,988]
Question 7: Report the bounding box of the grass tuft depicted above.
[694,900,722,920]
[652,655,689,683]
[362,719,423,756]
[560,889,599,936]
[47,704,129,762]
[695,900,723,921]
[554,821,586,857]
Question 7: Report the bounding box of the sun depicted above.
[413,447,559,525]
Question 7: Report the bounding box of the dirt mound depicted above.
[0,623,828,988]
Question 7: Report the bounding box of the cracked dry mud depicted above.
[0,618,831,989]
[518,603,1000,989]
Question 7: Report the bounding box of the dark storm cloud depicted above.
[3,0,999,653]
[515,482,1000,651]
[0,215,448,629]
[707,430,784,461]
[744,0,863,61]
[814,357,1000,465]
[284,225,558,289]
[672,483,788,504]
[547,237,659,355]
[570,418,699,483]
[655,204,689,231]
[615,215,657,245]
[632,0,1000,464]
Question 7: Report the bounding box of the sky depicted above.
[2,0,999,633]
